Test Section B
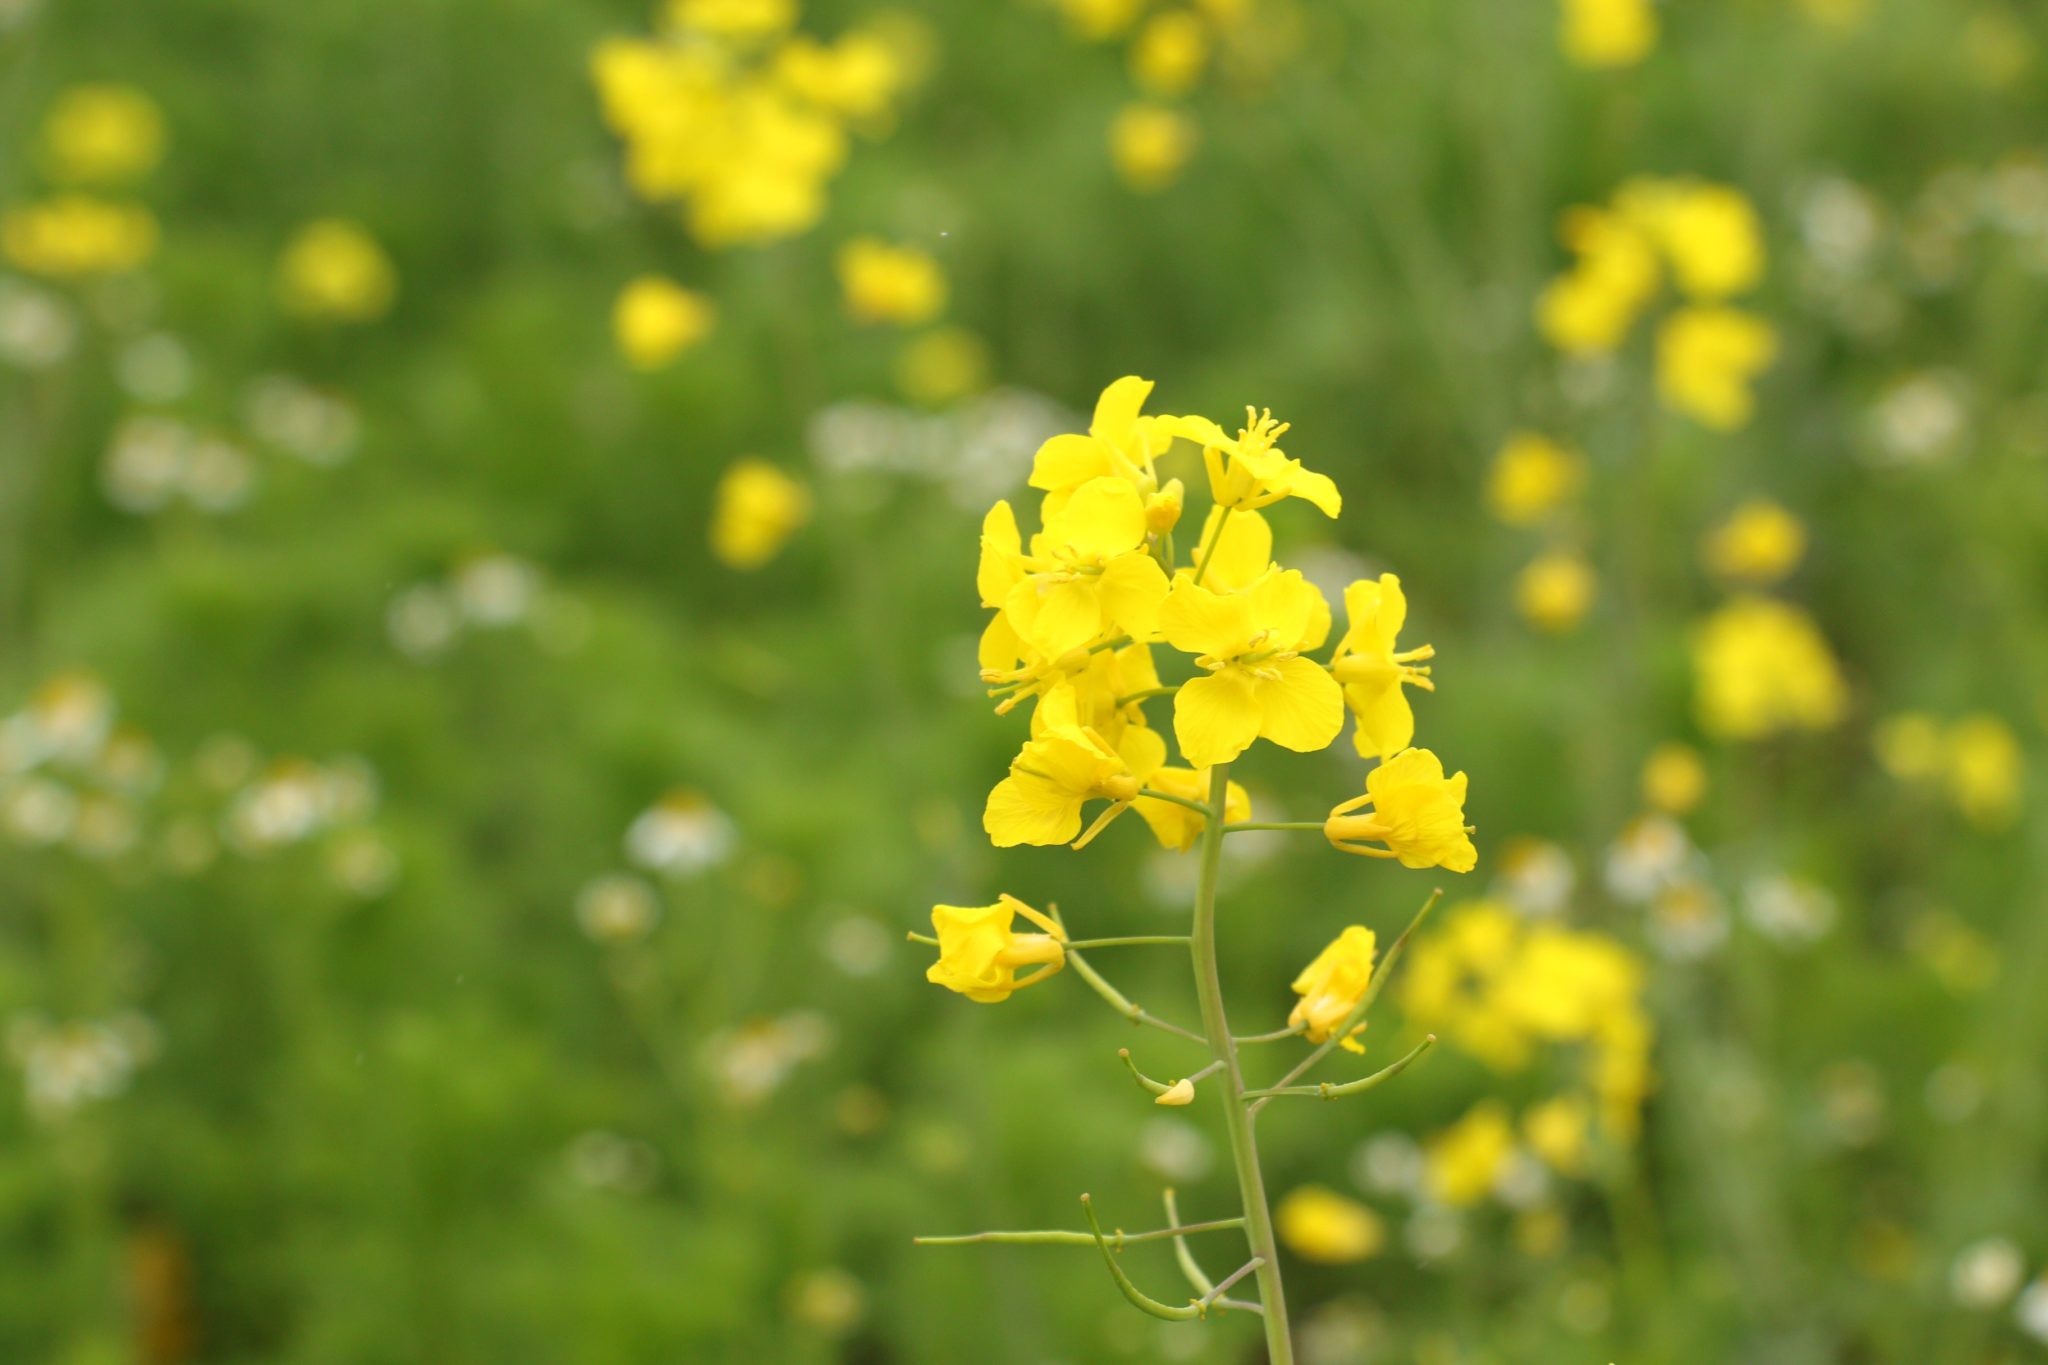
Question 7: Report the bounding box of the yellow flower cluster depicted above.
[591,2,917,249]
[1692,595,1846,740]
[1401,899,1652,1141]
[277,219,398,323]
[1876,711,2025,831]
[0,85,167,281]
[1537,178,1776,430]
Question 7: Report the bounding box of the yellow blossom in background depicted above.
[1288,925,1377,1051]
[1874,712,1944,782]
[41,85,166,185]
[894,326,990,406]
[1160,568,1341,767]
[1641,742,1707,815]
[1110,103,1197,193]
[1132,765,1249,851]
[668,0,796,40]
[1058,0,1145,40]
[1796,0,1870,29]
[613,275,715,369]
[1945,714,2023,830]
[837,237,946,325]
[0,196,158,278]
[775,30,910,122]
[983,722,1163,848]
[1275,1186,1385,1263]
[1486,433,1586,527]
[278,219,397,323]
[1702,498,1806,586]
[1621,180,1765,301]
[1524,1095,1591,1175]
[1515,551,1595,633]
[1130,11,1210,96]
[1426,1101,1515,1206]
[1692,596,1846,740]
[1656,306,1777,430]
[1536,207,1659,355]
[1560,0,1656,68]
[1330,574,1436,759]
[1325,747,1476,872]
[1960,9,2035,89]
[924,895,1066,1002]
[710,457,812,569]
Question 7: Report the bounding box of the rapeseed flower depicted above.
[1692,596,1846,739]
[1,197,157,278]
[41,85,165,185]
[710,458,812,568]
[1132,764,1250,851]
[613,275,715,368]
[983,722,1165,848]
[1330,573,1435,759]
[1168,407,1341,517]
[1028,375,1177,516]
[1486,433,1586,526]
[924,895,1067,1002]
[278,219,397,323]
[1702,498,1806,585]
[1641,741,1707,815]
[1110,103,1197,192]
[1515,551,1596,633]
[1946,714,2023,830]
[986,477,1171,658]
[1536,207,1659,355]
[1426,1101,1515,1206]
[894,326,989,406]
[1130,11,1209,96]
[1288,925,1377,1051]
[1656,306,1777,429]
[837,238,946,325]
[1275,1186,1385,1263]
[1324,747,1476,871]
[1560,0,1656,67]
[1159,568,1341,766]
[1621,179,1765,301]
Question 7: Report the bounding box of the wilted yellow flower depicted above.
[983,722,1165,848]
[278,219,397,323]
[1620,180,1765,302]
[1560,0,1656,67]
[1132,765,1250,851]
[1276,1186,1385,1263]
[1486,433,1586,526]
[987,478,1171,659]
[1168,407,1341,518]
[1160,568,1341,767]
[1692,596,1846,740]
[1110,103,1197,193]
[837,237,946,325]
[1656,306,1777,429]
[1874,712,1944,781]
[894,326,989,406]
[613,275,715,369]
[1288,925,1377,1052]
[1536,207,1659,355]
[1702,498,1806,586]
[1426,1101,1515,1206]
[41,85,165,185]
[1325,747,1477,872]
[1515,551,1595,633]
[1,197,158,278]
[924,895,1066,1002]
[1130,11,1210,96]
[1330,574,1436,759]
[1641,741,1707,815]
[710,458,811,569]
[1946,714,2023,830]
[1523,1094,1591,1175]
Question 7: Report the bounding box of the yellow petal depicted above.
[1159,577,1254,658]
[1189,506,1271,591]
[1029,432,1112,493]
[1253,656,1345,753]
[1044,476,1147,561]
[1290,467,1342,517]
[1091,374,1155,443]
[978,611,1024,673]
[983,771,1085,847]
[1116,723,1168,783]
[1347,679,1415,759]
[977,501,1022,608]
[1173,668,1262,768]
[1246,569,1328,652]
[1007,576,1104,658]
[1098,550,1169,641]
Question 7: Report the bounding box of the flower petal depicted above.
[1173,668,1263,768]
[983,771,1085,847]
[1254,656,1345,753]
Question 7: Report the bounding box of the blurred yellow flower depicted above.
[894,326,990,406]
[668,0,795,40]
[774,28,912,120]
[1426,1101,1515,1206]
[1325,747,1477,872]
[837,237,946,325]
[924,895,1066,1002]
[0,196,157,278]
[1288,925,1377,1052]
[1515,550,1595,634]
[1160,568,1341,767]
[613,275,715,369]
[1621,180,1765,301]
[1486,433,1586,527]
[1168,407,1342,517]
[1110,103,1197,193]
[1946,714,2023,830]
[1523,1094,1591,1175]
[1536,207,1659,355]
[41,85,165,185]
[1130,11,1210,96]
[1656,306,1777,429]
[1275,1186,1385,1263]
[710,457,812,569]
[1960,9,2034,89]
[1702,498,1806,586]
[983,722,1164,848]
[1330,573,1436,759]
[1560,0,1656,67]
[1059,0,1146,40]
[278,219,397,322]
[1692,596,1846,740]
[1796,0,1870,29]
[1132,765,1249,851]
[1641,741,1707,815]
[1874,712,1944,781]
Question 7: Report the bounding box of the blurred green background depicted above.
[4,0,2048,1360]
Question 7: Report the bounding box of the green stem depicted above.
[1062,935,1190,950]
[1136,787,1211,817]
[1224,821,1324,834]
[1189,763,1294,1361]
[1062,941,1207,1044]
[1188,507,1234,588]
[914,1216,1245,1247]
[1242,1034,1437,1101]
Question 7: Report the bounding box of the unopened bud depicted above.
[1155,1078,1196,1106]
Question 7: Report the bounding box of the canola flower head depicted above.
[1619,178,1766,302]
[1325,747,1476,872]
[1657,305,1777,430]
[1028,374,1177,513]
[278,219,397,323]
[1275,1185,1385,1263]
[1131,765,1250,852]
[711,457,812,569]
[1944,714,2024,831]
[1168,406,1342,517]
[1536,206,1660,355]
[837,237,946,325]
[613,274,716,368]
[995,476,1171,659]
[1331,572,1435,759]
[1161,567,1341,768]
[1130,10,1211,96]
[1692,595,1846,740]
[1,197,158,279]
[1110,103,1198,193]
[1426,1100,1516,1206]
[1702,498,1806,586]
[1487,433,1586,527]
[894,326,989,406]
[1560,0,1656,68]
[1641,741,1707,815]
[924,894,1066,1002]
[41,84,165,186]
[1515,551,1596,634]
[983,721,1164,848]
[1288,925,1377,1051]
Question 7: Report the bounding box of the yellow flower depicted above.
[894,326,989,406]
[1874,711,1943,781]
[41,85,165,186]
[1560,0,1656,67]
[1288,925,1377,1052]
[1947,714,2023,830]
[1130,11,1210,96]
[774,30,907,120]
[1330,573,1436,759]
[1182,505,1271,591]
[1523,1095,1591,1175]
[837,237,946,325]
[1058,0,1145,40]
[0,197,157,278]
[1110,103,1197,193]
[613,275,715,369]
[1692,596,1846,740]
[278,219,397,323]
[1426,1101,1515,1206]
[1641,742,1707,815]
[1620,179,1765,301]
[983,722,1166,848]
[1536,207,1659,355]
[1701,498,1805,586]
[1486,433,1586,526]
[1167,407,1342,518]
[667,0,795,40]
[1028,375,1177,516]
[1656,306,1777,429]
[710,458,811,569]
[993,477,1172,659]
[1324,747,1477,872]
[1515,551,1595,633]
[1159,569,1341,767]
[1275,1186,1385,1263]
[924,895,1066,1002]
[1132,765,1250,852]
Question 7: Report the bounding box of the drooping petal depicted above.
[1289,467,1343,517]
[1348,678,1415,758]
[1097,550,1170,641]
[1253,656,1345,753]
[1159,577,1256,658]
[1161,413,1234,450]
[1173,668,1263,768]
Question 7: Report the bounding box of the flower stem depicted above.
[1061,935,1191,951]
[1223,821,1324,833]
[1189,506,1234,588]
[913,1215,1245,1247]
[1189,763,1294,1361]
